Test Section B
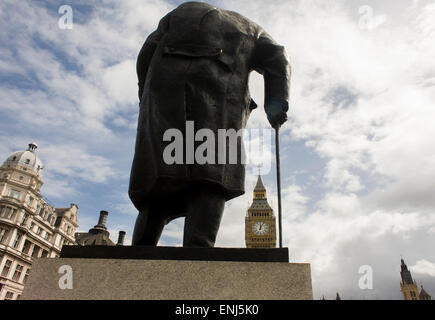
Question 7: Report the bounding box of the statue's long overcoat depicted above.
[129,2,291,211]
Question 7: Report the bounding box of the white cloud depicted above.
[39,143,116,183]
[41,175,78,200]
[411,259,435,277]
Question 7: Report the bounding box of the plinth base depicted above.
[60,245,290,262]
[22,257,313,300]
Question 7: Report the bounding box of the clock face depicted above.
[252,221,269,236]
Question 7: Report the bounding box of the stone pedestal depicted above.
[22,247,313,300]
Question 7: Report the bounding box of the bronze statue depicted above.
[129,1,291,247]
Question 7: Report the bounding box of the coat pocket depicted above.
[163,44,234,73]
[163,44,222,57]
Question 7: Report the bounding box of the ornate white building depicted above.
[0,143,78,300]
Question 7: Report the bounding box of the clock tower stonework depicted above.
[245,175,277,248]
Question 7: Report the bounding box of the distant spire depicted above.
[249,174,272,210]
[400,258,415,285]
[254,174,266,191]
[419,285,432,300]
[401,258,407,270]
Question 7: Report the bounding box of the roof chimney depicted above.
[97,210,108,228]
[88,210,110,236]
[117,231,126,246]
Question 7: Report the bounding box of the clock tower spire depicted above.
[245,175,277,248]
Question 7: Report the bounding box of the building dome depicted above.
[4,142,44,174]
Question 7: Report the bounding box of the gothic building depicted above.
[400,258,432,300]
[0,143,78,300]
[245,175,277,248]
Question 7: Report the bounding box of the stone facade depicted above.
[0,143,78,300]
[22,258,313,300]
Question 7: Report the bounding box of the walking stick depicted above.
[274,125,283,248]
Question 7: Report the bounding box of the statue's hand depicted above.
[265,98,289,129]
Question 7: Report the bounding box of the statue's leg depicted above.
[183,189,226,247]
[132,206,166,246]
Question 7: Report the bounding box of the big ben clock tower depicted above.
[245,175,277,248]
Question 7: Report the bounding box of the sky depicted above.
[1,0,435,299]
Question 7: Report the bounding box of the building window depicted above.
[27,196,34,206]
[36,227,42,236]
[12,264,23,282]
[23,268,30,283]
[0,207,9,218]
[22,240,31,255]
[1,259,12,277]
[31,246,40,258]
[13,233,22,248]
[9,189,20,199]
[9,208,17,220]
[21,213,29,226]
[0,228,9,244]
[4,291,14,300]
